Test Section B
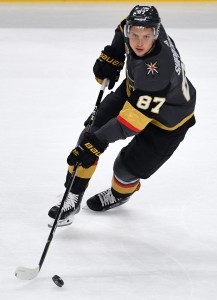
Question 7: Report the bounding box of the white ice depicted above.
[0,2,217,300]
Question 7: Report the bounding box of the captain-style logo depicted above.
[145,61,159,76]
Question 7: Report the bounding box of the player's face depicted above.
[128,27,156,57]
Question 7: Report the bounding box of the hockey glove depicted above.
[93,45,125,90]
[67,133,108,168]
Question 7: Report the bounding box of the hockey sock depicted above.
[65,162,98,194]
[111,174,140,198]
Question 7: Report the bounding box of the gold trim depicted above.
[119,101,152,131]
[151,112,194,131]
[68,164,97,179]
[112,178,139,195]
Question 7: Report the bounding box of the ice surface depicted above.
[0,2,217,300]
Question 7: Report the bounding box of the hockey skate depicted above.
[86,188,130,212]
[48,191,84,227]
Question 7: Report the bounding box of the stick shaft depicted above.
[38,79,108,271]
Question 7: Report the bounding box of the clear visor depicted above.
[125,25,158,40]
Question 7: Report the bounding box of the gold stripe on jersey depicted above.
[118,101,152,132]
[126,81,131,97]
[126,71,134,97]
[151,112,194,131]
[68,163,97,179]
[119,18,126,32]
[112,176,141,195]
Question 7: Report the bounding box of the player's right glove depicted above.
[67,133,108,168]
[93,45,125,90]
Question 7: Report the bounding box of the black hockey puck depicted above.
[52,275,64,287]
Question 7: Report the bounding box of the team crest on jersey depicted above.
[145,61,159,76]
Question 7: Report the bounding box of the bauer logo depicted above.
[84,143,101,156]
[100,53,124,67]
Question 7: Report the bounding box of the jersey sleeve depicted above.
[92,89,153,144]
[93,117,137,144]
[110,19,126,55]
[93,86,168,144]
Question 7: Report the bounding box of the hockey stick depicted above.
[15,78,109,280]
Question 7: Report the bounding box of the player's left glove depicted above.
[67,133,108,168]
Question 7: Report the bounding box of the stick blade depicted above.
[15,266,40,280]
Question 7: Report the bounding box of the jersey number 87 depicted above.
[137,96,166,114]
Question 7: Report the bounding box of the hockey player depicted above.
[48,5,196,226]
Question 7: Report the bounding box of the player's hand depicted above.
[67,133,108,168]
[93,45,125,90]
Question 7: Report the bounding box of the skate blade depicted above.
[48,215,75,228]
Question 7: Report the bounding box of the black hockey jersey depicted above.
[94,20,196,144]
